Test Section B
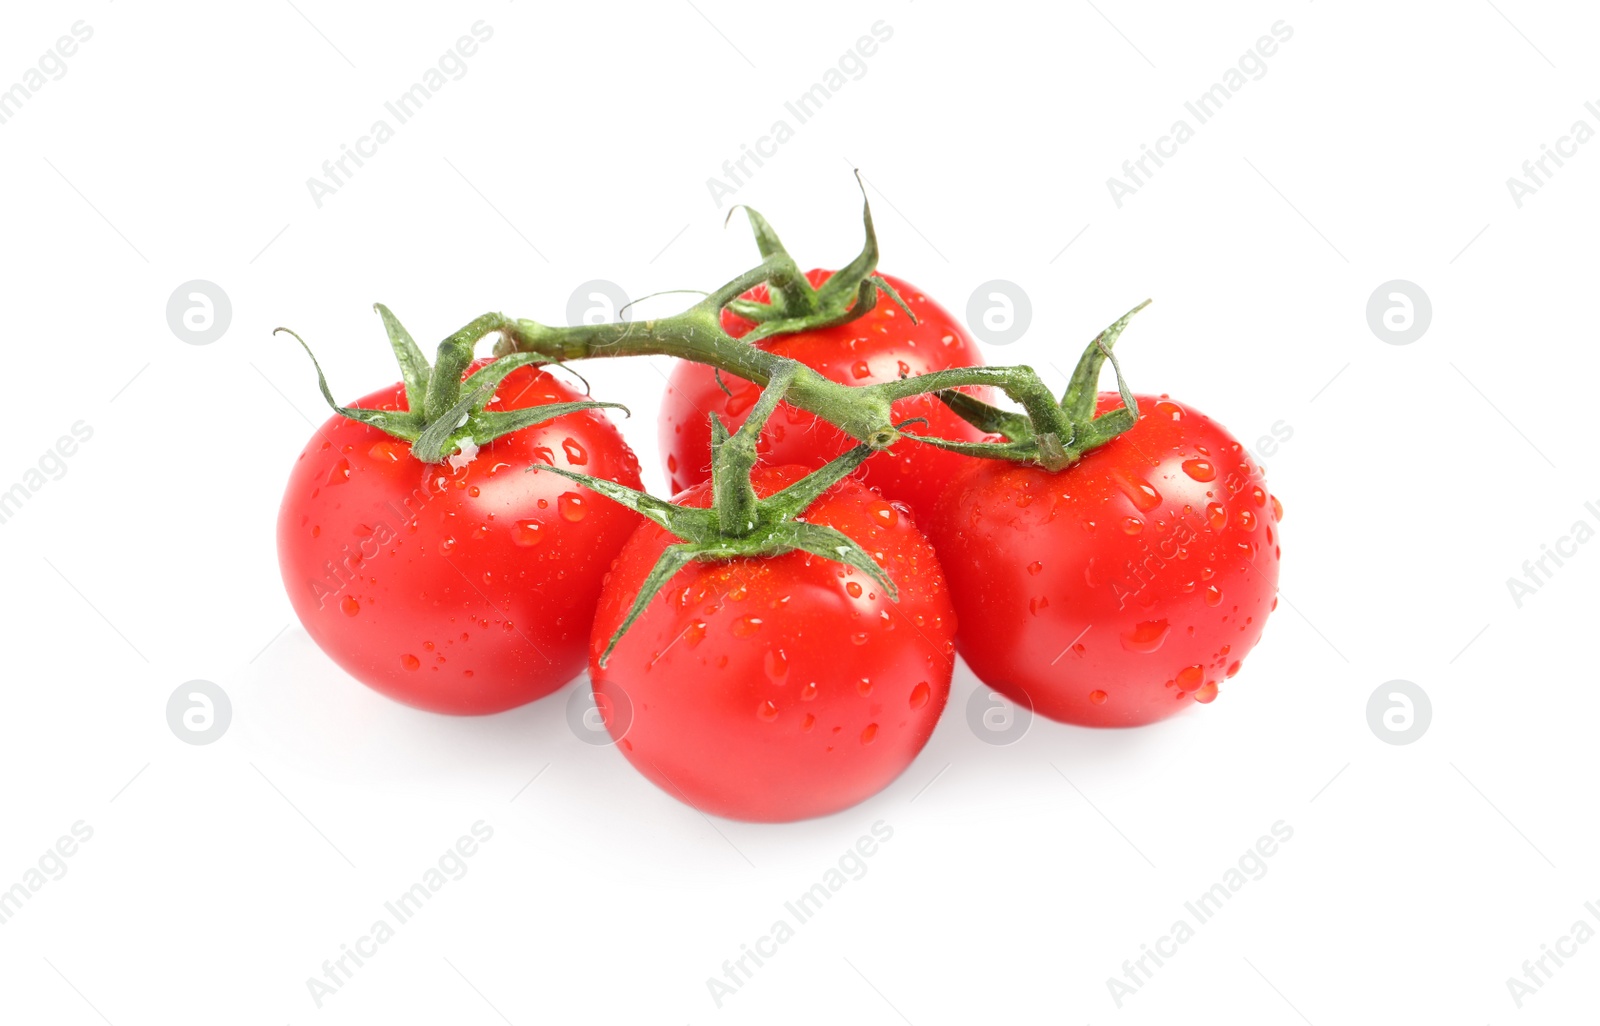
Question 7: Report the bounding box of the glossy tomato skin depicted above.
[590,467,956,822]
[929,394,1282,727]
[277,360,643,714]
[658,269,988,526]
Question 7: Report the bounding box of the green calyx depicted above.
[530,365,898,668]
[915,300,1152,472]
[278,306,627,464]
[721,171,917,342]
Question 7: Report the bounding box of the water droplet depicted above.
[1121,516,1144,535]
[852,360,871,379]
[438,536,457,555]
[845,581,863,598]
[909,681,930,709]
[1194,681,1219,703]
[512,520,543,547]
[860,723,878,744]
[868,500,898,529]
[1121,619,1170,653]
[666,453,678,473]
[401,654,420,670]
[1089,689,1108,705]
[851,632,869,645]
[1206,503,1228,531]
[764,648,788,682]
[801,713,816,731]
[800,682,818,701]
[1226,660,1242,677]
[558,492,587,522]
[1154,400,1184,420]
[562,438,588,465]
[340,596,360,616]
[1026,560,1044,576]
[1205,584,1223,606]
[1236,508,1258,532]
[1175,664,1204,691]
[857,677,873,696]
[1182,458,1217,482]
[327,458,352,485]
[1113,470,1162,512]
[731,615,764,638]
[757,700,778,722]
[1271,495,1284,521]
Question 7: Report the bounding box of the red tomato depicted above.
[277,359,642,714]
[658,270,987,525]
[928,394,1282,727]
[589,466,956,822]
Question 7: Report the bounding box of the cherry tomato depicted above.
[658,269,988,525]
[277,359,642,714]
[928,394,1282,727]
[589,466,956,822]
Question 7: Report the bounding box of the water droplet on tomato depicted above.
[868,500,898,529]
[1113,471,1162,512]
[1121,619,1170,653]
[851,632,869,645]
[1089,689,1108,705]
[1206,502,1227,531]
[558,492,587,521]
[562,437,588,465]
[1122,516,1144,535]
[1236,508,1257,532]
[860,723,878,745]
[1194,681,1219,703]
[341,596,360,616]
[1026,560,1044,576]
[909,681,930,709]
[852,360,871,379]
[438,536,457,555]
[764,648,788,682]
[1175,664,1204,691]
[512,520,543,547]
[846,581,863,598]
[801,713,816,731]
[800,682,818,701]
[731,615,764,638]
[1205,584,1223,606]
[757,700,778,722]
[401,654,420,670]
[327,458,352,485]
[1154,400,1184,420]
[1271,494,1284,521]
[1182,458,1217,482]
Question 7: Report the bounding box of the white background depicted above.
[1,1,1595,1022]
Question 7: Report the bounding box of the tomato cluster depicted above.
[277,267,1281,824]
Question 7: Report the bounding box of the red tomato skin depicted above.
[590,468,957,822]
[277,360,643,715]
[929,394,1282,727]
[658,269,988,526]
